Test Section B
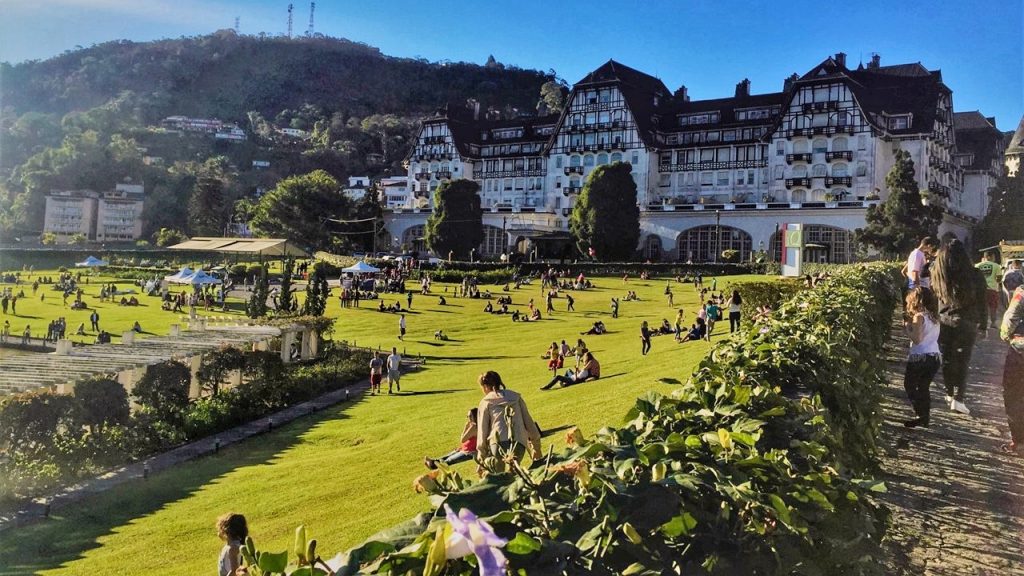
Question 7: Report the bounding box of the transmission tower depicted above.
[307,2,315,36]
[234,16,240,33]
[287,3,293,38]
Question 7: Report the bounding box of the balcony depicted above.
[423,136,445,144]
[564,166,584,175]
[824,176,852,187]
[568,145,583,153]
[415,172,431,180]
[434,170,452,180]
[563,186,582,196]
[786,153,812,164]
[825,151,853,162]
[785,177,811,188]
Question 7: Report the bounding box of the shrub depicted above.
[40,232,57,245]
[74,376,130,434]
[733,279,804,324]
[133,360,191,428]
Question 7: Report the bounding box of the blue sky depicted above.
[2,0,1022,129]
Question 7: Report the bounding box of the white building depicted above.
[43,190,98,240]
[952,112,1004,221]
[379,176,413,209]
[342,176,372,201]
[386,54,994,261]
[43,183,145,242]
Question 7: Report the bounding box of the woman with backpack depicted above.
[476,371,542,472]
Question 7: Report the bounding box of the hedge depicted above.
[243,263,901,575]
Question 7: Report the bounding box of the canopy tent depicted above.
[163,267,194,283]
[75,256,108,267]
[168,237,307,257]
[180,270,223,285]
[342,261,380,274]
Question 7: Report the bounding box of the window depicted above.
[812,139,827,153]
[555,156,563,168]
[794,139,809,153]
[856,161,867,177]
[701,172,714,186]
[706,131,720,142]
[832,163,848,177]
[833,137,848,152]
[676,225,752,263]
[717,171,730,186]
[791,189,807,203]
[812,164,827,177]
[599,89,610,103]
[888,115,911,130]
[570,155,581,167]
[631,152,640,165]
[776,141,786,156]
[480,225,506,256]
[793,165,808,177]
[812,188,826,201]
[611,152,622,162]
[773,165,784,180]
[583,155,595,166]
[597,153,609,165]
[700,149,715,162]
[716,147,731,162]
[722,130,736,142]
[857,135,867,150]
[658,173,671,187]
[837,111,850,126]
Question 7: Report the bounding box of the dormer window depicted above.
[888,114,911,130]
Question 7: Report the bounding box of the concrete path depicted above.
[880,325,1024,574]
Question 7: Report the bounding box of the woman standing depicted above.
[640,321,652,355]
[728,290,743,333]
[932,239,988,415]
[476,371,542,472]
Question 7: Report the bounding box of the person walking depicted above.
[666,288,674,307]
[728,290,743,333]
[611,297,619,318]
[545,292,554,315]
[903,236,940,290]
[932,238,988,415]
[407,291,413,309]
[975,251,1003,327]
[1003,260,1024,309]
[476,371,542,472]
[21,324,30,345]
[640,321,652,355]
[398,314,406,340]
[565,293,575,311]
[89,310,100,332]
[0,320,8,343]
[999,284,1024,454]
[901,287,942,428]
[368,351,384,395]
[706,299,721,340]
[387,347,402,393]
[674,308,685,341]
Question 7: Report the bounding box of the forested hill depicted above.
[0,29,553,121]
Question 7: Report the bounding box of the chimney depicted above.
[869,53,881,69]
[783,73,799,92]
[675,84,690,102]
[834,52,846,68]
[734,78,750,98]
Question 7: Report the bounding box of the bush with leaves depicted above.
[303,262,329,316]
[281,263,902,575]
[74,376,130,434]
[279,257,295,313]
[247,265,270,318]
[133,360,192,429]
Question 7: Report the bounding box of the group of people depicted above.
[898,236,1024,456]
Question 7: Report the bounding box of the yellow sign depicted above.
[785,229,803,247]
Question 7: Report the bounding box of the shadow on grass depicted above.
[0,396,368,576]
[392,389,467,396]
[424,355,520,362]
[539,424,575,438]
[656,377,683,385]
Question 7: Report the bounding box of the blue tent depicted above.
[75,256,108,267]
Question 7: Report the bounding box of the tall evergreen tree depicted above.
[250,170,348,252]
[188,158,227,236]
[246,265,269,318]
[569,162,641,261]
[424,179,484,259]
[279,257,295,313]
[974,168,1024,251]
[858,149,943,257]
[303,262,329,316]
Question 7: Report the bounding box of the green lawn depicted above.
[0,272,765,576]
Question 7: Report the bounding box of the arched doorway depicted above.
[644,235,663,261]
[770,224,856,264]
[402,225,427,253]
[676,225,752,262]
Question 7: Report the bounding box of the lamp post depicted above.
[502,216,508,256]
[470,248,475,263]
[714,209,721,263]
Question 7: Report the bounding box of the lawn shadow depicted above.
[0,395,368,576]
[539,424,575,438]
[425,354,520,362]
[656,377,683,385]
[392,389,467,396]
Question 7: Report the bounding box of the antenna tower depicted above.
[287,4,293,38]
[308,2,315,36]
[234,16,240,33]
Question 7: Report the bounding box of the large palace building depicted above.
[384,54,1005,262]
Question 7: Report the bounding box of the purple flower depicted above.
[444,504,507,575]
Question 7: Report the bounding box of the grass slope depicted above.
[0,273,762,576]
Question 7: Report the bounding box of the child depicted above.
[368,352,384,395]
[216,512,248,576]
[902,287,941,428]
[706,300,721,340]
[424,408,479,469]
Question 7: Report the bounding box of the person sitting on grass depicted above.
[434,329,449,341]
[657,319,673,335]
[438,295,447,306]
[679,317,707,343]
[581,321,607,336]
[132,321,143,333]
[424,408,478,469]
[96,330,111,344]
[216,512,248,576]
[542,351,601,390]
[378,300,386,312]
[529,308,542,321]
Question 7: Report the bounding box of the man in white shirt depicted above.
[399,314,406,340]
[904,237,940,289]
[387,347,402,393]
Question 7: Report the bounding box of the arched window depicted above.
[611,152,622,162]
[770,224,855,264]
[569,177,581,190]
[832,163,848,177]
[570,155,581,167]
[430,162,439,172]
[583,154,595,166]
[480,225,506,256]
[833,136,848,151]
[812,138,828,153]
[792,165,808,178]
[402,225,427,253]
[793,139,809,153]
[676,225,752,263]
[645,235,663,261]
[812,188,827,201]
[791,189,807,203]
[812,164,827,177]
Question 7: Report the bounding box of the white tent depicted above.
[75,256,108,267]
[163,267,194,283]
[181,270,223,285]
[341,261,380,274]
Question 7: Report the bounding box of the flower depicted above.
[444,504,508,576]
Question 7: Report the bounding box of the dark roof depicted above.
[869,63,932,77]
[953,112,1004,171]
[443,112,559,158]
[660,92,785,130]
[575,59,670,95]
[1006,116,1024,155]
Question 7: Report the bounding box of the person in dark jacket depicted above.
[931,239,988,415]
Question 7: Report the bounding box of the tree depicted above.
[188,157,228,236]
[133,361,191,427]
[154,227,188,247]
[279,257,295,313]
[40,232,57,245]
[247,265,270,318]
[858,149,944,256]
[250,170,349,252]
[537,80,567,114]
[569,162,641,261]
[74,377,129,434]
[0,391,80,459]
[974,168,1024,251]
[424,179,484,259]
[303,262,329,316]
[68,232,88,245]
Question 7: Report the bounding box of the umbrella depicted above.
[181,270,223,285]
[342,260,380,273]
[75,256,108,267]
[163,267,194,283]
